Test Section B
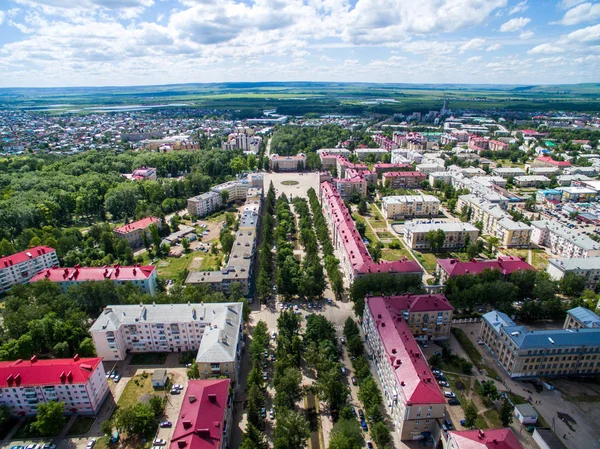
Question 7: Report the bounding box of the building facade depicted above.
[29,265,158,296]
[436,257,534,285]
[363,295,450,440]
[479,309,600,378]
[269,153,306,171]
[403,222,479,251]
[0,246,59,294]
[382,171,427,189]
[113,217,162,248]
[531,220,600,258]
[381,195,440,220]
[90,303,244,385]
[0,356,109,416]
[187,191,222,217]
[547,257,600,291]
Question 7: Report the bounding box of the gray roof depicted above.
[566,306,600,328]
[404,221,479,233]
[483,311,516,334]
[152,369,167,381]
[548,257,600,272]
[196,304,243,364]
[382,195,440,205]
[533,429,568,449]
[514,402,538,417]
[190,191,220,201]
[531,220,600,251]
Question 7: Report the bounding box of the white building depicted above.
[492,167,526,178]
[547,257,600,290]
[90,303,244,385]
[211,180,249,202]
[187,191,222,217]
[403,221,479,250]
[0,356,109,416]
[355,148,389,161]
[514,175,551,188]
[113,217,162,248]
[0,246,59,294]
[269,153,306,171]
[381,195,440,220]
[531,220,600,258]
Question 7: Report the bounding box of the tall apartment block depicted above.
[0,246,59,294]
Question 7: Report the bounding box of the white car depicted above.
[153,439,166,446]
[86,439,96,449]
[173,384,183,390]
[293,304,299,311]
[271,331,277,339]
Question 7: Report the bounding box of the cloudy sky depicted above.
[0,0,598,87]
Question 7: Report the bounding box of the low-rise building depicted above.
[529,166,560,177]
[479,309,600,378]
[556,186,597,203]
[444,429,523,449]
[531,220,600,258]
[355,147,390,161]
[362,295,449,440]
[547,257,600,291]
[122,166,157,181]
[514,403,538,425]
[373,163,413,176]
[563,306,600,329]
[170,379,232,449]
[556,174,591,186]
[0,356,109,416]
[436,256,534,284]
[382,171,426,189]
[90,302,244,385]
[151,369,168,388]
[0,246,59,294]
[381,195,440,220]
[114,217,162,248]
[533,156,571,170]
[187,191,222,217]
[403,221,479,251]
[514,175,551,188]
[211,180,250,202]
[492,167,526,178]
[29,265,158,296]
[269,153,306,171]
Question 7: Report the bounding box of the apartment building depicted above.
[381,195,440,220]
[529,166,560,177]
[514,176,551,188]
[0,246,59,294]
[187,191,222,217]
[403,222,479,251]
[530,220,600,258]
[443,429,523,449]
[533,156,571,170]
[334,176,368,199]
[382,171,426,189]
[457,195,532,248]
[488,140,510,152]
[186,200,260,296]
[170,379,232,449]
[113,217,162,248]
[269,153,306,171]
[362,295,449,440]
[373,163,413,176]
[547,257,600,291]
[320,182,422,285]
[556,186,597,203]
[556,174,591,186]
[29,264,158,296]
[211,180,249,202]
[0,356,109,416]
[492,167,526,178]
[436,256,534,285]
[564,306,600,330]
[355,147,390,161]
[221,133,262,153]
[90,302,244,384]
[479,309,600,378]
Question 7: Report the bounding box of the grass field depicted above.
[376,231,395,239]
[369,203,383,220]
[118,373,157,408]
[503,248,550,269]
[381,247,414,261]
[352,213,377,244]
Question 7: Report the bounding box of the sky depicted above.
[0,0,598,87]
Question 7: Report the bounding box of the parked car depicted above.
[340,337,346,344]
[170,388,181,394]
[260,408,266,418]
[422,342,428,348]
[444,419,454,430]
[367,442,374,449]
[432,369,442,375]
[86,439,96,449]
[358,409,365,420]
[341,366,347,375]
[110,372,117,379]
[160,421,172,428]
[438,380,450,387]
[351,377,357,386]
[113,374,121,383]
[269,409,275,419]
[444,390,456,398]
[448,398,461,406]
[153,439,166,446]
[263,372,268,380]
[361,420,368,431]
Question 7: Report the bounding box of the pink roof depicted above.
[373,163,412,170]
[0,246,56,268]
[383,171,426,178]
[114,216,159,234]
[170,379,230,449]
[0,356,102,387]
[535,156,571,167]
[30,265,155,283]
[448,429,523,449]
[366,296,446,405]
[437,256,534,277]
[321,182,422,276]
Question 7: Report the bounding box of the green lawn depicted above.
[452,328,483,364]
[413,252,442,272]
[503,248,550,270]
[369,203,383,220]
[118,372,158,408]
[156,252,196,279]
[353,213,377,244]
[376,231,395,239]
[381,247,414,261]
[67,416,96,436]
[369,220,388,228]
[199,252,223,271]
[130,353,167,365]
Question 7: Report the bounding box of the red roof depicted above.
[321,182,422,276]
[114,217,159,234]
[373,163,412,170]
[448,428,523,449]
[365,296,446,405]
[170,379,230,449]
[535,156,571,167]
[383,171,426,178]
[0,357,102,387]
[30,265,155,283]
[437,256,534,277]
[0,246,56,268]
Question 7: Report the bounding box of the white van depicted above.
[444,390,456,398]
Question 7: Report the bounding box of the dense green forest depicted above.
[0,148,245,262]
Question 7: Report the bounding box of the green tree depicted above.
[481,381,499,400]
[559,272,587,297]
[464,400,478,427]
[0,405,11,427]
[371,421,392,448]
[500,399,514,427]
[273,409,310,449]
[78,337,96,357]
[229,282,244,301]
[221,189,230,204]
[358,199,368,215]
[181,237,190,252]
[32,401,66,436]
[230,156,248,175]
[148,396,166,418]
[186,363,200,380]
[0,239,16,256]
[273,367,303,410]
[328,418,364,449]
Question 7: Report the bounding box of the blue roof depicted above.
[567,307,600,328]
[504,326,600,349]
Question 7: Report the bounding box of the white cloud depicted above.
[499,16,531,32]
[13,0,154,18]
[562,23,600,43]
[401,40,455,54]
[528,43,565,54]
[486,43,502,51]
[459,38,486,53]
[466,56,481,63]
[558,0,586,9]
[519,30,534,39]
[556,3,600,25]
[509,0,528,14]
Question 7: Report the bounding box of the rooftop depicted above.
[566,306,600,328]
[169,379,230,449]
[448,428,523,449]
[382,195,440,205]
[0,356,102,388]
[536,156,572,167]
[114,216,159,234]
[404,221,479,234]
[531,220,600,251]
[548,257,600,272]
[30,265,155,283]
[438,257,534,277]
[0,246,56,268]
[383,171,427,178]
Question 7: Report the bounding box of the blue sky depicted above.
[0,0,598,87]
